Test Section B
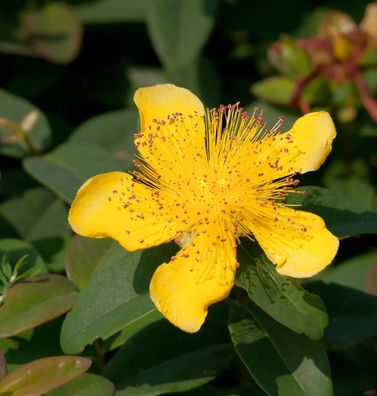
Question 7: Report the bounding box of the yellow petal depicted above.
[68,172,184,251]
[133,84,209,198]
[286,111,336,174]
[218,111,336,191]
[150,221,237,333]
[134,84,205,131]
[246,205,339,278]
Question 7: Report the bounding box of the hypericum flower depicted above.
[68,84,339,333]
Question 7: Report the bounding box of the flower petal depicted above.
[285,111,336,174]
[245,205,339,278]
[133,84,210,202]
[216,112,336,194]
[134,84,205,131]
[68,172,184,251]
[149,221,237,333]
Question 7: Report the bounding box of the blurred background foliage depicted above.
[0,0,376,395]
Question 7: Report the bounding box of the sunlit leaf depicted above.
[0,274,78,338]
[0,356,91,395]
[47,373,115,396]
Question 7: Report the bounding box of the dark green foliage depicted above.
[0,0,376,394]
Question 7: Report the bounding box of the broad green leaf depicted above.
[0,239,46,276]
[21,3,83,64]
[145,0,218,68]
[286,186,377,238]
[166,57,223,107]
[0,356,91,396]
[65,236,114,290]
[0,274,78,338]
[323,160,377,211]
[268,37,311,78]
[47,373,115,396]
[251,76,295,106]
[60,243,177,354]
[306,282,377,344]
[0,188,70,270]
[0,88,51,158]
[23,141,125,204]
[105,308,233,395]
[69,109,137,166]
[316,252,377,294]
[236,241,328,340]
[229,301,332,396]
[104,309,162,351]
[75,0,145,24]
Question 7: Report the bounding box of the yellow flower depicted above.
[68,84,339,333]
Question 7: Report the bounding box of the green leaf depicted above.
[236,241,328,340]
[47,373,115,396]
[0,239,47,278]
[251,76,295,106]
[268,37,312,78]
[0,88,51,158]
[104,309,162,351]
[229,300,332,396]
[75,0,145,24]
[60,243,177,354]
[0,188,70,270]
[323,160,377,211]
[0,356,91,396]
[104,309,233,395]
[316,252,377,295]
[65,236,114,290]
[20,3,83,64]
[3,318,64,370]
[306,282,377,344]
[286,186,377,238]
[23,141,126,204]
[0,274,78,338]
[69,109,137,167]
[166,57,223,107]
[145,0,217,68]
